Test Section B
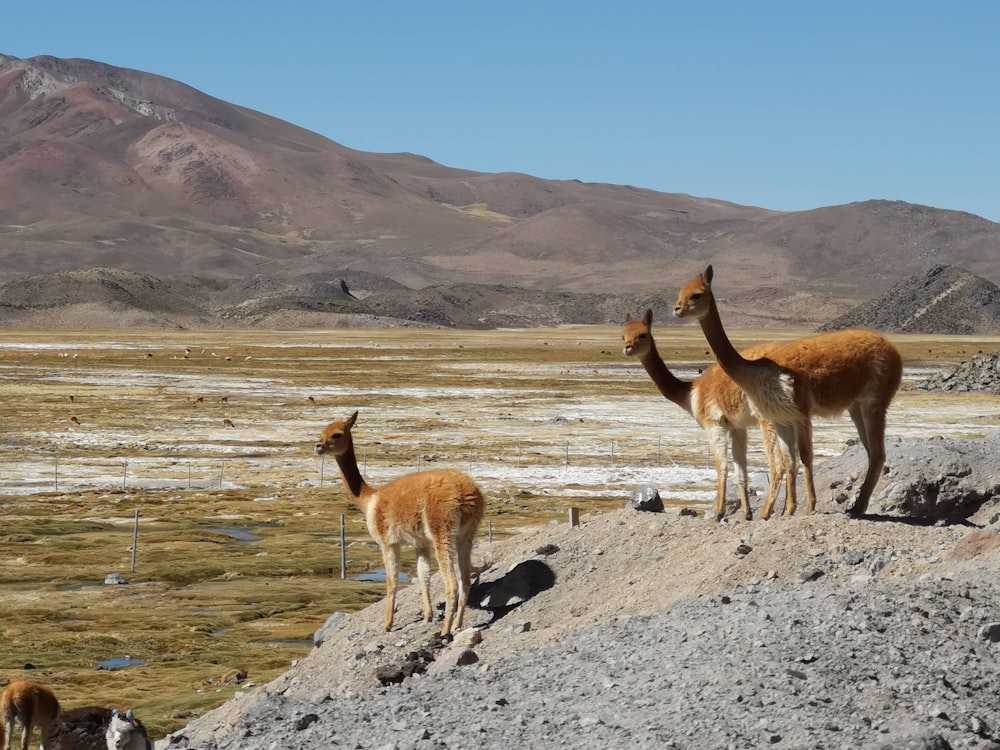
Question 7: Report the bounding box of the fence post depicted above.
[130,509,139,572]
[568,507,580,527]
[340,513,347,579]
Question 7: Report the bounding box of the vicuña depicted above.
[623,308,794,520]
[2,679,60,750]
[673,265,902,517]
[315,411,486,635]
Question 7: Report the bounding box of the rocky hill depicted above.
[821,265,1000,334]
[2,53,1000,330]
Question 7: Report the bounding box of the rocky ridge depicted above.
[821,265,1000,335]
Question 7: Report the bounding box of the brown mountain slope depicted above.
[1,52,999,327]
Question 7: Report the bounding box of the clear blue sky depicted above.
[5,1,1000,221]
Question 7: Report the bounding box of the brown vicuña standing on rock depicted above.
[2,679,60,750]
[315,411,486,635]
[623,309,794,521]
[673,265,903,517]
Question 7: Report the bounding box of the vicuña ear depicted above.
[704,265,714,284]
[346,410,359,427]
[643,308,653,325]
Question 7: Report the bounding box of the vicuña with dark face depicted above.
[315,411,485,635]
[673,265,902,517]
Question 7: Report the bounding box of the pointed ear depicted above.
[625,312,634,323]
[346,410,359,428]
[704,265,714,284]
[643,308,653,325]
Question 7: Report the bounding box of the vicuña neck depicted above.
[639,337,693,413]
[698,295,754,381]
[334,435,373,506]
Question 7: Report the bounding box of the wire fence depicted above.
[2,436,726,497]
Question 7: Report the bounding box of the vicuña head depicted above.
[316,411,486,635]
[673,264,903,518]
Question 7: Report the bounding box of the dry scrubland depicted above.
[1,326,998,740]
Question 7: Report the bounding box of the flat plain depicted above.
[1,325,998,739]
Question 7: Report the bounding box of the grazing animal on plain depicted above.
[672,265,903,517]
[315,411,485,635]
[2,679,60,750]
[42,707,151,750]
[622,309,792,520]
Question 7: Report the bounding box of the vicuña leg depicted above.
[761,423,799,519]
[414,547,434,624]
[794,420,817,515]
[433,539,460,636]
[848,402,888,517]
[729,427,753,521]
[382,542,401,632]
[455,530,475,631]
[705,424,735,522]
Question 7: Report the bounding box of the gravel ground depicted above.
[168,576,1000,750]
[161,432,1000,750]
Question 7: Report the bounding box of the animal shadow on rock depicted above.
[468,559,556,624]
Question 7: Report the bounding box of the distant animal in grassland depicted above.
[70,416,81,426]
[315,411,485,635]
[2,679,60,750]
[42,707,152,750]
[223,419,235,428]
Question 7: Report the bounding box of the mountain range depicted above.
[1,52,998,329]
